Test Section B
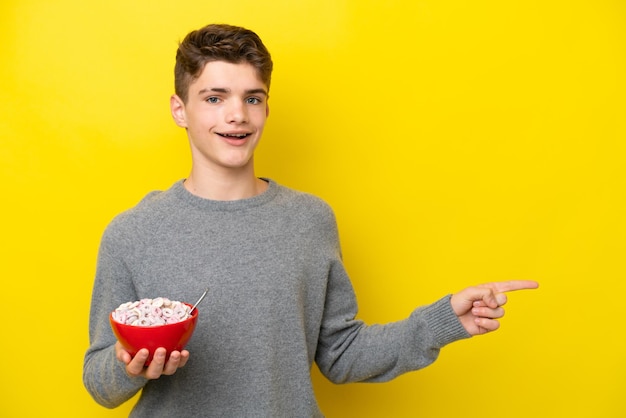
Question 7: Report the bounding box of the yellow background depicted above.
[1,0,624,417]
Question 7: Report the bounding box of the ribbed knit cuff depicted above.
[420,295,471,347]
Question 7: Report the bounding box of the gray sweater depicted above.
[83,179,470,417]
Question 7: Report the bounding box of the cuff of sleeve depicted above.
[102,348,148,407]
[419,294,471,347]
[112,354,149,391]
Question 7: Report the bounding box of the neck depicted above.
[183,165,267,201]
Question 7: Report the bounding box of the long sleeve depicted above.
[314,233,470,384]
[83,219,148,408]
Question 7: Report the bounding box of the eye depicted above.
[246,97,262,105]
[206,96,220,104]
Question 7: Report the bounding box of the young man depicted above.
[83,24,538,417]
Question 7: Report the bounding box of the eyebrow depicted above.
[197,87,268,96]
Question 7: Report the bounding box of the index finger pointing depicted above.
[488,280,539,293]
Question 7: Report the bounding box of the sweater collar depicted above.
[171,178,279,211]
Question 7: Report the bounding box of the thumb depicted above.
[452,286,499,315]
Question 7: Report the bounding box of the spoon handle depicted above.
[190,288,209,313]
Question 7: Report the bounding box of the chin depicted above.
[221,157,255,170]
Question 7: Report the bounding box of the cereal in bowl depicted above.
[112,298,192,326]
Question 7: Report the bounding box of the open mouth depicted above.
[217,133,250,139]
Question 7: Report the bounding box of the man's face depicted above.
[171,61,269,173]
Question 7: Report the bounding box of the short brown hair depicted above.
[174,24,273,103]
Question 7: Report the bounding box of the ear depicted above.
[266,103,270,118]
[170,94,188,128]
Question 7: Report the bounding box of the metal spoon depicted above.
[190,288,209,314]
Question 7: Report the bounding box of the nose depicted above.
[225,100,247,124]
